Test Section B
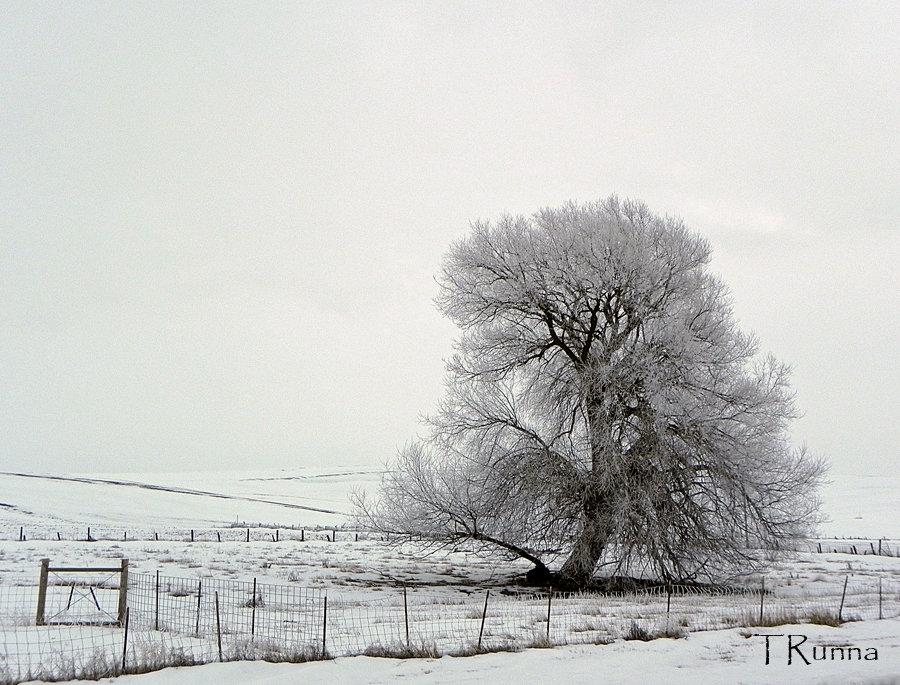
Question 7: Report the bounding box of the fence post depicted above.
[322,594,328,656]
[117,559,129,625]
[36,558,50,626]
[838,575,849,623]
[759,577,765,625]
[878,577,883,620]
[878,539,882,556]
[215,591,223,662]
[121,607,130,672]
[251,578,257,637]
[478,590,490,650]
[403,586,410,648]
[246,528,250,543]
[195,580,202,636]
[155,570,160,630]
[546,588,553,641]
[666,584,672,632]
[19,526,23,541]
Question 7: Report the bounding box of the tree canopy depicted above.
[356,196,824,589]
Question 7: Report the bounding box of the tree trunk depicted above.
[525,561,553,585]
[556,398,618,588]
[556,506,612,588]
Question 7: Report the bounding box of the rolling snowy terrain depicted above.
[1,467,898,684]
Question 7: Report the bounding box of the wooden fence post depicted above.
[117,559,129,625]
[36,558,50,626]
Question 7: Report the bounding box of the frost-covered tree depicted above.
[356,196,825,589]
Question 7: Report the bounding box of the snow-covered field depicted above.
[1,466,899,684]
[39,621,900,685]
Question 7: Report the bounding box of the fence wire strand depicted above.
[1,570,899,683]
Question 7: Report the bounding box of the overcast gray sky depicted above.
[1,1,897,476]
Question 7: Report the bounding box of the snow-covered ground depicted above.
[17,618,898,685]
[0,466,379,533]
[818,474,900,539]
[2,467,897,538]
[1,466,899,684]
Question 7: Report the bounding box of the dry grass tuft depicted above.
[363,642,441,659]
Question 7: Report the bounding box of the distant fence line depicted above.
[808,538,898,557]
[2,524,355,544]
[1,564,899,684]
[3,524,898,558]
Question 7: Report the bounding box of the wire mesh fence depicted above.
[2,569,899,684]
[127,572,324,648]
